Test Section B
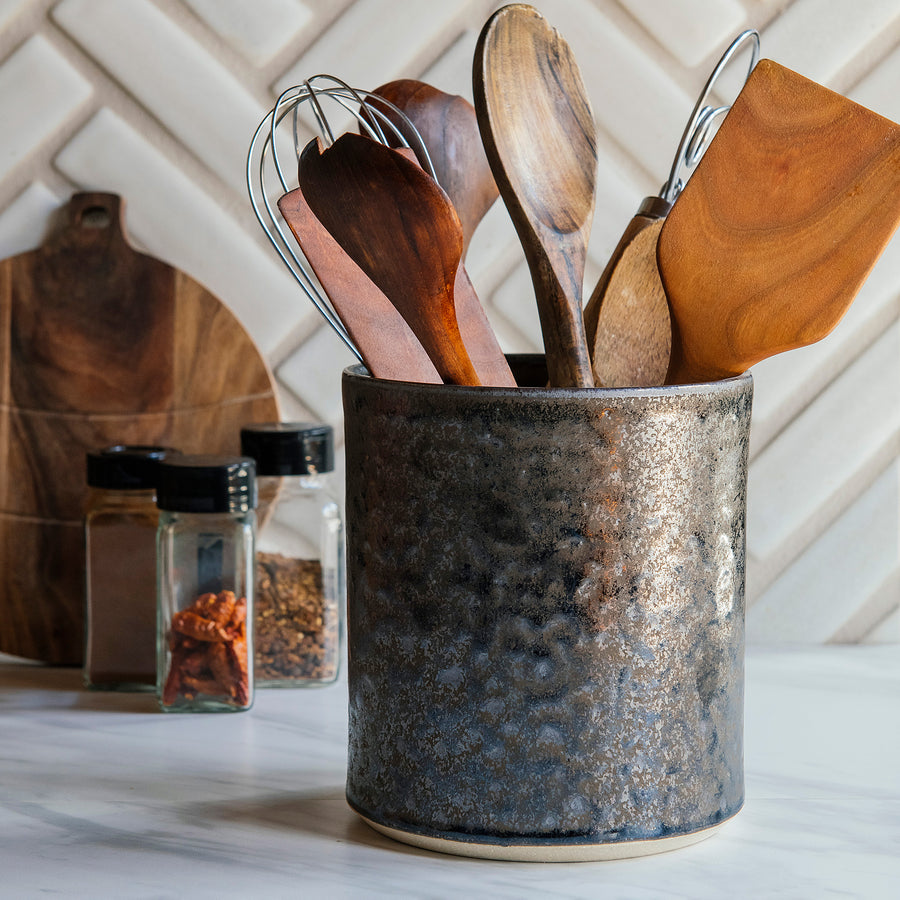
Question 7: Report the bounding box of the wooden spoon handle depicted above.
[526,228,595,388]
[277,187,441,384]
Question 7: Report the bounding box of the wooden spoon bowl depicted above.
[474,3,596,388]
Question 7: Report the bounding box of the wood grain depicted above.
[277,185,442,384]
[299,133,480,386]
[390,145,515,388]
[0,192,279,663]
[365,90,516,387]
[658,59,900,384]
[474,3,595,388]
[589,218,671,388]
[367,79,499,258]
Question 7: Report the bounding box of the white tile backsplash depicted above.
[618,0,747,67]
[0,0,896,643]
[0,35,92,182]
[184,0,314,65]
[54,0,268,193]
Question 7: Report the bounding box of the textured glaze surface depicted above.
[342,357,753,851]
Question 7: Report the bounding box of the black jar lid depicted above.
[240,422,334,476]
[156,455,257,513]
[86,445,177,491]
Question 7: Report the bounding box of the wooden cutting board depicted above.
[0,192,279,664]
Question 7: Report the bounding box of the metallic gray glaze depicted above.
[342,357,752,849]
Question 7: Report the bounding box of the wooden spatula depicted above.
[299,133,479,386]
[367,79,499,258]
[277,187,441,385]
[364,82,516,386]
[388,144,515,387]
[657,59,900,384]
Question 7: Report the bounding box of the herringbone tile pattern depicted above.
[1,0,897,643]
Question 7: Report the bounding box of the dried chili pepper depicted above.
[160,589,252,709]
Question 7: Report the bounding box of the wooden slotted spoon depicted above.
[474,3,596,388]
[657,59,900,384]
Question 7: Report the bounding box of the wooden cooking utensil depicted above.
[586,213,672,387]
[368,78,499,257]
[582,198,672,387]
[584,30,760,388]
[658,59,900,384]
[0,192,279,663]
[277,187,441,385]
[299,133,480,386]
[474,3,596,388]
[384,140,515,387]
[450,268,517,387]
[365,82,516,387]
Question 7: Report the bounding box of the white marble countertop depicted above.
[1,647,897,899]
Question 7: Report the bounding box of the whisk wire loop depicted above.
[247,76,440,360]
[661,29,761,203]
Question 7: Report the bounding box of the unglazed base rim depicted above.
[357,814,728,862]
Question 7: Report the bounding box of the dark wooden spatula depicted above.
[367,78,499,258]
[657,59,900,384]
[299,132,479,385]
[277,187,441,384]
[364,83,516,387]
[388,147,516,388]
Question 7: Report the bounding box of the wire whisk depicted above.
[246,74,437,361]
[661,29,761,204]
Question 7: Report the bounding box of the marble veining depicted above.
[0,648,897,897]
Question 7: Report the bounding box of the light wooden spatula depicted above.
[657,59,900,384]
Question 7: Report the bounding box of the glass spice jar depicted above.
[240,422,344,687]
[155,455,257,712]
[84,445,176,690]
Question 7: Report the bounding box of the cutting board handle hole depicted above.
[78,206,112,230]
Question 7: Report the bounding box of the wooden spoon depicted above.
[367,79,498,257]
[582,197,672,387]
[277,187,441,384]
[299,132,479,385]
[658,59,900,384]
[474,3,595,388]
[586,213,671,387]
